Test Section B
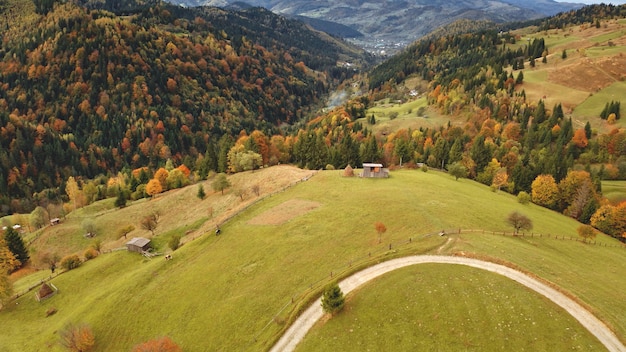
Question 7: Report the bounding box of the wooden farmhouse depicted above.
[126,237,151,253]
[361,163,389,178]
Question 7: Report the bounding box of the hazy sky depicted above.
[554,0,626,4]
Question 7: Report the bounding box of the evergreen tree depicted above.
[471,135,491,173]
[584,121,592,139]
[4,228,29,267]
[114,189,128,208]
[197,184,206,200]
[448,138,463,164]
[321,282,345,315]
[217,135,234,173]
[362,136,381,164]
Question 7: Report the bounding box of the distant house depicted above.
[361,163,389,178]
[126,237,151,253]
[50,218,61,226]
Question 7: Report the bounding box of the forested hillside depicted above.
[0,1,368,214]
[232,3,626,239]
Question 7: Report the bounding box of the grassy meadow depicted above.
[506,19,626,133]
[602,180,626,205]
[298,264,605,351]
[2,167,626,351]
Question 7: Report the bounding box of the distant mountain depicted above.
[166,0,583,54]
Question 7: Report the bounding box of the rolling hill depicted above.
[2,166,625,351]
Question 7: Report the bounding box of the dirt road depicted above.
[270,255,626,352]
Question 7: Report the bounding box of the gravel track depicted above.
[270,255,626,352]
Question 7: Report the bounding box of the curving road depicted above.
[270,255,626,352]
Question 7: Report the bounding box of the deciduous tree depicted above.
[531,174,559,209]
[141,213,160,236]
[447,162,468,180]
[30,206,48,229]
[507,211,532,234]
[117,225,135,239]
[146,179,163,198]
[66,176,80,211]
[59,323,95,352]
[154,168,169,191]
[577,225,596,243]
[375,222,387,243]
[212,173,231,195]
[590,202,626,238]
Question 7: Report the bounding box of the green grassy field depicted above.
[573,81,626,124]
[2,169,625,351]
[298,264,605,351]
[602,180,626,205]
[363,97,459,134]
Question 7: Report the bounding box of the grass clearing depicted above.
[298,264,605,351]
[572,81,626,130]
[2,168,625,351]
[602,180,626,205]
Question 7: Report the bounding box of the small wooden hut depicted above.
[361,163,389,178]
[125,237,151,253]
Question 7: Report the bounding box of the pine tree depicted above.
[321,282,345,315]
[197,184,206,200]
[4,228,28,267]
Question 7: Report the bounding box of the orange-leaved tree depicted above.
[146,179,163,198]
[132,336,182,352]
[375,222,387,243]
[59,323,95,352]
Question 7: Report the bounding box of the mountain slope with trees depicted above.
[0,1,369,215]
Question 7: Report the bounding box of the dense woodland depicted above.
[0,1,367,214]
[1,2,626,241]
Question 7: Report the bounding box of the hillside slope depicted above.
[0,2,369,214]
[2,168,625,351]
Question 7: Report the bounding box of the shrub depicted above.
[59,323,95,352]
[517,191,531,204]
[83,248,99,261]
[168,235,181,251]
[421,164,429,172]
[132,336,181,352]
[60,255,81,271]
[325,164,335,170]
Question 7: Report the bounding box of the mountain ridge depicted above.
[165,0,584,53]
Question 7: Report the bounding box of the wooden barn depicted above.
[361,163,389,178]
[126,237,151,253]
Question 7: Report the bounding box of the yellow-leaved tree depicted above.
[531,174,559,209]
[0,236,20,309]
